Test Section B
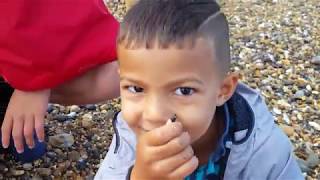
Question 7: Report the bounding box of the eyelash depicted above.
[127,86,144,93]
[124,85,195,96]
[175,87,195,96]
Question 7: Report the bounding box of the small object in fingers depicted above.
[170,114,177,122]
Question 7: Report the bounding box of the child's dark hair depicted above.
[118,0,231,73]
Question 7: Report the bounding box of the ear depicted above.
[216,72,239,106]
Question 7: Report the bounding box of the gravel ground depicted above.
[0,0,319,179]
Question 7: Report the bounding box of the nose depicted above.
[142,95,170,127]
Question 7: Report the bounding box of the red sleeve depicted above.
[0,0,119,91]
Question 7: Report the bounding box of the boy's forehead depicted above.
[117,38,221,78]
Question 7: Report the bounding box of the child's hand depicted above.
[131,121,198,180]
[1,89,50,153]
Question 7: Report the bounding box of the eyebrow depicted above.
[120,77,145,86]
[120,76,204,86]
[166,77,204,86]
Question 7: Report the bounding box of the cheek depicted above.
[180,90,218,142]
[121,99,141,129]
[186,109,215,143]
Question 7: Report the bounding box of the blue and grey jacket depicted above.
[95,83,303,180]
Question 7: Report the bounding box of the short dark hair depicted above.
[118,0,231,73]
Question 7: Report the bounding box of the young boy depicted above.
[95,0,303,179]
[0,0,119,161]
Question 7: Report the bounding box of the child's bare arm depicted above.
[1,89,49,153]
[50,62,120,105]
[1,62,119,153]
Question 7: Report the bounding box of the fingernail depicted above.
[3,144,8,148]
[17,149,24,154]
[29,144,35,149]
[166,119,173,125]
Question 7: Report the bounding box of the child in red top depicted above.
[0,0,120,160]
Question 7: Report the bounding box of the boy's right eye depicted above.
[127,86,144,93]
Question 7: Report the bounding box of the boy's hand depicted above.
[1,89,50,153]
[131,121,198,180]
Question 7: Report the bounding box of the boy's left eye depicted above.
[175,87,194,96]
[127,86,144,93]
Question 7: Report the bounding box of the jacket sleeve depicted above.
[0,0,119,91]
[94,115,136,180]
[243,125,304,180]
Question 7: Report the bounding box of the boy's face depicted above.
[118,38,235,144]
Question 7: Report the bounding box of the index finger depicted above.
[144,121,183,146]
[34,114,44,142]
[1,114,13,148]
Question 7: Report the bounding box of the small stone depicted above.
[297,158,311,173]
[306,85,312,91]
[33,159,42,166]
[279,124,295,136]
[283,80,294,86]
[277,99,291,109]
[57,162,68,173]
[306,151,320,168]
[308,122,320,131]
[85,104,96,111]
[54,114,69,122]
[104,110,116,121]
[65,160,71,169]
[46,151,57,159]
[66,170,74,177]
[311,56,320,65]
[48,133,75,148]
[68,151,80,162]
[296,78,308,88]
[67,112,77,119]
[31,175,42,180]
[82,113,93,121]
[54,148,63,155]
[37,168,52,176]
[47,104,54,113]
[273,107,282,115]
[255,62,264,70]
[88,148,100,159]
[22,163,33,171]
[312,90,319,95]
[86,174,95,180]
[69,105,80,113]
[0,162,8,172]
[283,113,291,124]
[100,104,109,111]
[10,169,24,176]
[293,90,305,99]
[297,113,303,121]
[76,159,87,170]
[53,169,62,177]
[11,169,25,176]
[43,157,51,167]
[82,113,94,128]
[82,119,94,128]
